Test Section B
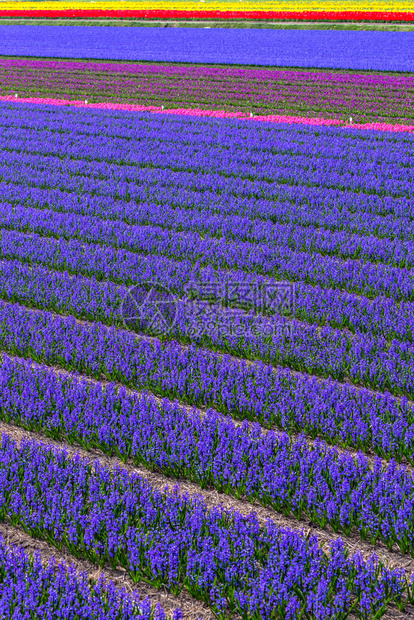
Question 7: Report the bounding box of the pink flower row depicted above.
[2,94,414,134]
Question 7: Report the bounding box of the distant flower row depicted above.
[1,58,414,127]
[2,96,414,134]
[1,0,414,20]
[1,7,414,20]
[3,0,413,8]
[1,25,412,72]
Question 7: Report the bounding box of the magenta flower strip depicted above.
[1,57,414,128]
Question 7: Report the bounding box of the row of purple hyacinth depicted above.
[0,534,168,620]
[2,202,414,343]
[3,58,414,123]
[3,131,411,223]
[2,131,411,210]
[2,122,412,222]
[2,166,411,245]
[4,217,414,394]
[6,98,412,166]
[4,354,414,555]
[2,207,413,317]
[3,110,414,258]
[2,163,413,249]
[1,182,414,273]
[3,191,414,271]
[1,299,414,463]
[0,432,410,620]
[4,136,410,203]
[2,112,413,234]
[2,104,413,202]
[1,177,413,302]
[4,253,414,400]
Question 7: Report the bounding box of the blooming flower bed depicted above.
[0,432,411,619]
[0,534,170,619]
[1,58,414,125]
[1,26,414,71]
[1,0,414,20]
[1,97,414,617]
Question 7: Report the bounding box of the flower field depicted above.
[1,0,414,21]
[0,533,168,619]
[1,25,414,71]
[0,91,414,618]
[1,58,414,125]
[1,13,414,618]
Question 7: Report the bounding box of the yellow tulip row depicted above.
[0,0,412,12]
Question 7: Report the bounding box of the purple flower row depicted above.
[2,206,413,321]
[2,200,414,342]
[3,199,414,341]
[0,534,168,620]
[0,26,413,72]
[2,103,414,202]
[4,253,414,400]
[3,261,414,458]
[2,103,414,235]
[2,166,410,245]
[3,125,413,205]
[0,431,409,620]
[4,353,414,555]
[1,108,413,305]
[3,188,414,273]
[1,299,414,462]
[1,179,412,304]
[2,58,414,123]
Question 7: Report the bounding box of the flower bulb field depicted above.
[1,58,414,125]
[2,26,414,71]
[1,0,414,21]
[1,18,414,620]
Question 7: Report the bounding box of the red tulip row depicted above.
[1,9,414,21]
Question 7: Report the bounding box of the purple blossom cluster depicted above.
[3,229,414,398]
[1,303,414,463]
[2,166,413,244]
[2,213,412,303]
[1,58,414,124]
[3,110,413,202]
[3,354,414,554]
[2,201,414,341]
[0,432,410,619]
[1,202,413,310]
[0,535,168,620]
[3,196,414,270]
[0,26,413,72]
